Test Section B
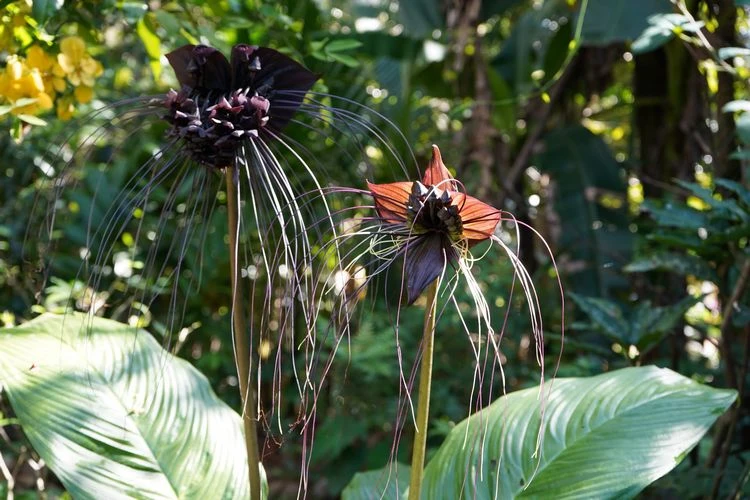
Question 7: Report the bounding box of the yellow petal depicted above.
[36,92,53,110]
[57,53,76,74]
[74,85,93,104]
[60,36,86,63]
[7,57,23,81]
[81,57,103,78]
[67,71,81,87]
[29,69,45,93]
[52,62,66,78]
[52,77,66,93]
[27,46,52,71]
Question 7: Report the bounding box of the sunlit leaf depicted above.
[342,465,411,500]
[0,313,258,499]
[325,39,364,52]
[420,366,735,499]
[16,114,47,126]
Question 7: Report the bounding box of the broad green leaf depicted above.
[342,464,411,500]
[420,366,736,499]
[0,313,256,499]
[675,180,747,220]
[624,252,719,281]
[535,126,631,297]
[736,113,750,145]
[641,201,708,230]
[715,179,750,208]
[581,0,673,47]
[32,0,63,24]
[569,293,629,343]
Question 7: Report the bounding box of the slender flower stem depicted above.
[409,279,440,500]
[225,167,262,499]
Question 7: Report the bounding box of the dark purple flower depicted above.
[162,44,318,168]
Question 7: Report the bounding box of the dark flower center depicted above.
[163,88,270,169]
[407,181,463,239]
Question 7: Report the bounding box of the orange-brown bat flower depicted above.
[367,144,501,303]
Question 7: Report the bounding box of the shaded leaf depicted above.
[736,113,750,145]
[397,0,443,38]
[569,292,629,343]
[641,200,708,230]
[582,1,673,47]
[535,126,631,297]
[715,179,750,208]
[32,0,63,24]
[624,252,719,281]
[325,39,364,52]
[421,366,736,499]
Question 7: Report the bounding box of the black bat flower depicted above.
[162,44,318,168]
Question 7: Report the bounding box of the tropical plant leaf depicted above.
[419,366,735,499]
[568,292,629,343]
[624,252,719,281]
[581,0,673,47]
[0,313,258,499]
[342,464,411,500]
[535,126,632,297]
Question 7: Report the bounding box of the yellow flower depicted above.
[0,56,54,115]
[56,96,75,120]
[74,85,93,104]
[27,45,54,72]
[57,36,103,87]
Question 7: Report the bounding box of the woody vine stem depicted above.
[225,167,262,499]
[408,278,440,499]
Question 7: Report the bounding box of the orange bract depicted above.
[368,144,500,244]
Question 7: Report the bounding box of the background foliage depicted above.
[1,0,750,498]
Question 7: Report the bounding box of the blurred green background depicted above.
[2,0,750,498]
